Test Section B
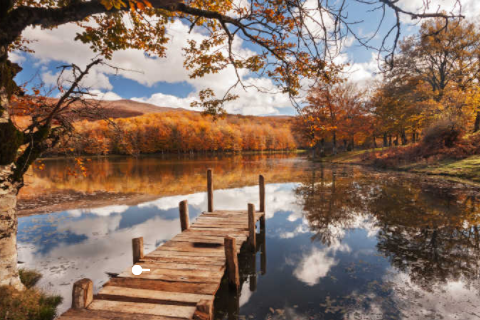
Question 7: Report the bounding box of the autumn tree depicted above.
[300,81,370,155]
[390,18,480,130]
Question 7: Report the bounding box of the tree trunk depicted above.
[474,111,480,133]
[383,132,388,147]
[412,130,416,143]
[401,129,407,145]
[373,135,378,148]
[332,131,337,155]
[0,48,24,290]
[0,164,22,290]
[388,135,392,147]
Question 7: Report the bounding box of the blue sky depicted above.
[11,0,479,116]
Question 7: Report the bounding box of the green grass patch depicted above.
[19,269,42,289]
[411,155,480,182]
[0,269,62,320]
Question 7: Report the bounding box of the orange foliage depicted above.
[65,111,300,155]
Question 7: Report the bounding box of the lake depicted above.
[17,154,480,319]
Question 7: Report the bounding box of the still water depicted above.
[17,155,480,319]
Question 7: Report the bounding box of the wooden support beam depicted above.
[132,237,144,264]
[248,203,256,250]
[193,299,213,320]
[224,236,240,290]
[179,200,190,231]
[207,169,213,212]
[259,175,266,232]
[72,278,93,309]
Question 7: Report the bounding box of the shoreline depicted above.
[319,149,480,187]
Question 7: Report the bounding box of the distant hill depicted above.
[11,96,294,122]
[99,99,194,118]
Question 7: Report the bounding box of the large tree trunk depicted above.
[0,47,25,290]
[0,163,22,290]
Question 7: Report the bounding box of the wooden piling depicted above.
[132,237,144,264]
[224,236,240,290]
[71,278,93,309]
[259,175,266,232]
[179,200,190,231]
[207,169,213,212]
[259,175,265,212]
[193,299,213,320]
[248,203,256,250]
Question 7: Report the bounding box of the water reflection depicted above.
[16,157,480,319]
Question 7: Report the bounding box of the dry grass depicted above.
[0,270,62,320]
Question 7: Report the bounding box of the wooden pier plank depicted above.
[60,309,187,320]
[87,300,197,318]
[97,286,213,305]
[106,277,220,295]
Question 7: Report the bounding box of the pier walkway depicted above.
[58,170,266,320]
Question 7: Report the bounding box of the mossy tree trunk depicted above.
[0,44,25,290]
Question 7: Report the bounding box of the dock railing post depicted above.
[259,175,266,232]
[248,203,256,250]
[193,299,213,320]
[132,237,144,264]
[207,169,214,212]
[71,278,93,309]
[179,200,190,231]
[224,236,240,290]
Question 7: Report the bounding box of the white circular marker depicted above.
[132,264,150,275]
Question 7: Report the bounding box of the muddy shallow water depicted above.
[17,155,480,319]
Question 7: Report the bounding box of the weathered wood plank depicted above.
[190,227,249,232]
[117,268,223,283]
[134,262,224,272]
[97,286,213,305]
[61,309,187,320]
[148,250,226,258]
[88,300,196,319]
[106,278,220,295]
[141,256,225,266]
[118,267,221,279]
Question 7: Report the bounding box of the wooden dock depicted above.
[59,170,266,320]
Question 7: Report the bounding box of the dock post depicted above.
[248,203,256,250]
[179,200,190,231]
[224,236,240,290]
[207,169,213,212]
[132,237,144,264]
[193,299,213,320]
[71,278,93,309]
[259,175,266,232]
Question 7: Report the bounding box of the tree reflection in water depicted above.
[295,164,480,314]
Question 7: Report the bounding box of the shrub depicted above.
[422,119,464,149]
[0,270,62,320]
[19,269,42,289]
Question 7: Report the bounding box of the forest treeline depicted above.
[62,111,301,155]
[296,18,480,160]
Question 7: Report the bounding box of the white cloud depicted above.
[20,19,292,115]
[84,90,123,101]
[293,242,350,286]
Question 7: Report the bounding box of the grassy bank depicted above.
[322,147,480,184]
[0,269,62,320]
